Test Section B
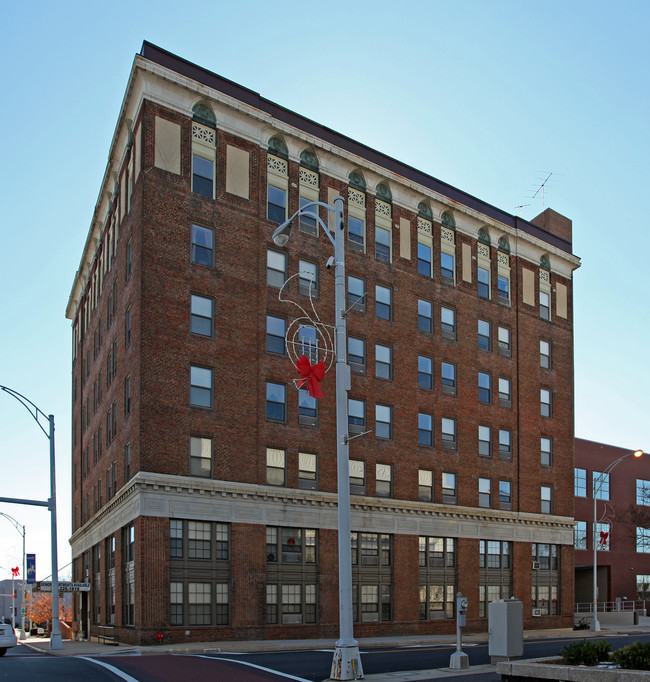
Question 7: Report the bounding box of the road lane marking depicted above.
[196,655,312,681]
[80,656,142,681]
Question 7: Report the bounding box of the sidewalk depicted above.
[17,618,650,681]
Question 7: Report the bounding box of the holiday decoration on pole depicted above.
[11,567,19,577]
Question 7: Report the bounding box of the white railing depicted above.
[575,600,646,613]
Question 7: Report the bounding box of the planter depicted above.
[497,656,649,681]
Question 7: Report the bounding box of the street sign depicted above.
[26,554,35,584]
[36,581,91,592]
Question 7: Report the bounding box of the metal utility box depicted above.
[488,599,523,663]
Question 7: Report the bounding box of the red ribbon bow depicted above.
[599,531,609,546]
[11,567,19,577]
[296,355,325,399]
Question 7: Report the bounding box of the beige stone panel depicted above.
[399,217,411,260]
[134,125,141,179]
[462,243,472,282]
[226,145,250,199]
[522,267,535,306]
[154,116,181,174]
[556,282,568,318]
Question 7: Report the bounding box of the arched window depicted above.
[418,202,433,220]
[376,183,392,203]
[478,228,491,246]
[498,236,510,254]
[268,136,288,160]
[540,254,551,271]
[348,171,366,192]
[192,102,216,128]
[299,150,319,172]
[441,211,456,230]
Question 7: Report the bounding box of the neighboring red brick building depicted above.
[574,438,650,608]
[66,42,580,645]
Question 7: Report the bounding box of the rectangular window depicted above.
[497,274,509,302]
[418,299,433,333]
[375,344,391,380]
[441,417,456,451]
[540,340,551,368]
[190,436,212,477]
[541,486,552,514]
[190,294,213,336]
[348,337,366,373]
[376,404,392,439]
[124,442,131,481]
[266,382,286,421]
[267,250,287,288]
[498,377,511,407]
[375,285,392,320]
[266,447,286,486]
[349,459,366,494]
[480,540,511,569]
[418,355,433,389]
[267,184,286,223]
[637,528,650,553]
[637,479,650,506]
[170,582,183,625]
[440,307,455,339]
[478,266,490,299]
[478,372,491,403]
[124,375,131,416]
[215,583,229,625]
[190,365,212,408]
[348,215,365,250]
[479,478,491,508]
[125,237,132,280]
[441,251,454,282]
[188,521,211,559]
[266,315,286,354]
[125,307,131,347]
[499,480,512,509]
[574,468,587,496]
[478,425,491,457]
[192,155,214,198]
[441,362,456,395]
[417,242,432,277]
[593,471,610,500]
[375,226,391,262]
[298,325,319,364]
[298,260,318,297]
[478,319,490,351]
[442,472,457,504]
[498,326,511,357]
[418,412,433,447]
[541,437,552,466]
[596,522,610,551]
[299,196,318,235]
[298,452,317,490]
[540,388,551,417]
[638,575,650,599]
[188,582,211,625]
[347,276,366,312]
[348,398,365,434]
[376,463,392,498]
[540,290,550,320]
[499,429,511,459]
[298,388,318,427]
[419,469,433,502]
[574,521,587,549]
[191,224,213,267]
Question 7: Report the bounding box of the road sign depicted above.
[26,554,35,584]
[36,581,91,592]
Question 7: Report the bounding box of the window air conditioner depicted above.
[532,608,542,617]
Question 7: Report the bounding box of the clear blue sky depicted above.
[0,0,648,576]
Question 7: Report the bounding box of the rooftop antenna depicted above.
[528,171,562,210]
[515,204,530,216]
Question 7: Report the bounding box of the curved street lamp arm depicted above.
[0,385,51,439]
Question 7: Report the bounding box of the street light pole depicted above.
[591,449,644,632]
[0,385,62,650]
[272,197,362,681]
[0,513,26,640]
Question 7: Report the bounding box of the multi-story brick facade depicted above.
[574,438,650,608]
[66,42,580,645]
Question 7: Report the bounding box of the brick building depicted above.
[66,42,580,645]
[574,438,650,607]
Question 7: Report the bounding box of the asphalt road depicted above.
[1,632,650,681]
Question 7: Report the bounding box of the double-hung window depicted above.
[375,344,391,380]
[348,337,366,373]
[376,404,392,439]
[540,340,551,368]
[478,372,491,403]
[298,389,318,427]
[348,216,365,250]
[190,436,212,477]
[418,242,432,277]
[298,260,318,297]
[498,326,511,357]
[267,184,286,223]
[418,469,433,502]
[478,319,490,351]
[498,377,511,407]
[478,266,490,298]
[540,291,550,320]
[541,437,552,466]
[375,285,392,320]
[376,464,392,497]
[347,276,366,312]
[418,299,432,333]
[497,274,509,302]
[441,307,455,339]
[479,478,491,508]
[574,468,587,497]
[441,362,456,395]
[541,486,552,514]
[418,356,433,389]
[441,418,456,450]
[499,429,512,459]
[442,473,457,504]
[375,226,391,262]
[190,294,213,336]
[440,252,454,281]
[540,388,552,417]
[191,224,214,267]
[478,425,491,457]
[418,413,433,446]
[267,250,287,288]
[190,366,212,408]
[266,448,286,486]
[348,399,365,434]
[192,155,214,198]
[266,315,286,354]
[266,382,286,421]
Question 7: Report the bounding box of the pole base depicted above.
[449,651,469,669]
[590,619,601,632]
[329,644,363,680]
[49,631,64,650]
